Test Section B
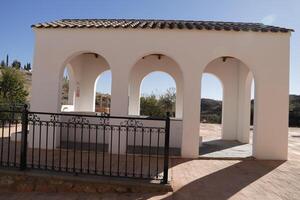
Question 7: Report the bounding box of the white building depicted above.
[30,19,292,160]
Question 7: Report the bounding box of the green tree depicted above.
[61,76,69,105]
[0,68,28,105]
[11,60,21,69]
[140,87,176,118]
[158,88,176,117]
[24,63,31,71]
[140,94,162,117]
[0,60,6,68]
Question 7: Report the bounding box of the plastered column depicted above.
[237,67,252,143]
[181,72,201,158]
[29,44,62,149]
[252,65,289,160]
[110,60,131,154]
[221,72,239,140]
[31,57,61,112]
[76,77,96,111]
[204,59,239,140]
[70,54,109,112]
[67,66,76,105]
[175,83,183,118]
[128,78,141,115]
[110,70,129,116]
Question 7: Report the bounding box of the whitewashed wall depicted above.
[31,28,291,160]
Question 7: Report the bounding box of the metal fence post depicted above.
[162,112,170,184]
[20,104,28,170]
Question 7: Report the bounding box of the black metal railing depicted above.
[0,105,170,184]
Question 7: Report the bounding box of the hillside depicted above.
[201,96,300,127]
[200,98,222,123]
[289,95,300,127]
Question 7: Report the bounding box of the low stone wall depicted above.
[0,170,172,193]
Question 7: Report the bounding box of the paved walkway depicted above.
[0,124,300,200]
[199,123,253,158]
[168,125,300,200]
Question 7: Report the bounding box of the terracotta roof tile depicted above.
[32,19,293,33]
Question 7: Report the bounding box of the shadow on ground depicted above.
[199,139,246,155]
[163,159,285,200]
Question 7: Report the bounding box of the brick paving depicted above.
[0,124,299,199]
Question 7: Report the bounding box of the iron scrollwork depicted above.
[28,113,41,123]
[97,113,110,125]
[120,119,143,128]
[68,116,90,125]
[50,114,60,123]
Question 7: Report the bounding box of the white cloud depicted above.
[261,14,277,25]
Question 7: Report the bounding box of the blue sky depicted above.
[1,0,299,100]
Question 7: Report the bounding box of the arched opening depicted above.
[94,70,111,114]
[250,79,255,145]
[59,52,110,112]
[200,73,223,141]
[60,65,75,112]
[139,71,176,117]
[128,54,183,118]
[199,57,256,158]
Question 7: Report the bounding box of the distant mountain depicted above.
[201,95,300,127]
[289,95,300,127]
[200,98,222,123]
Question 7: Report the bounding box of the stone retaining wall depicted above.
[0,170,171,193]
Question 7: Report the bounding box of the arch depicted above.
[58,51,110,79]
[59,52,111,112]
[94,70,112,113]
[201,72,224,94]
[128,50,183,73]
[139,71,177,117]
[200,73,224,140]
[199,56,256,156]
[202,55,258,83]
[128,54,184,118]
[60,65,75,105]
